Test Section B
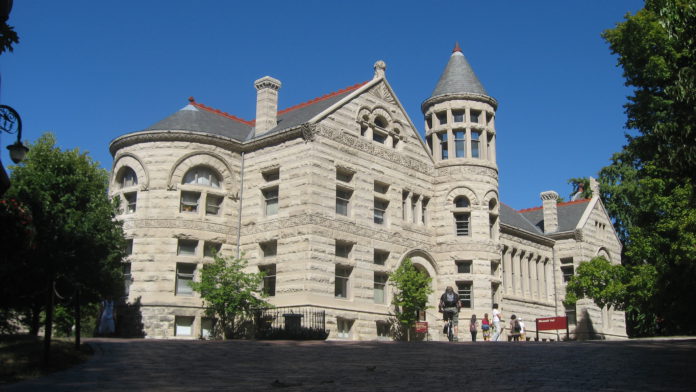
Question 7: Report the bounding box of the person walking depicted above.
[509,314,521,342]
[481,313,491,341]
[518,318,526,342]
[491,304,503,341]
[98,297,116,336]
[469,314,478,342]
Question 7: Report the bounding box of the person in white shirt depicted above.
[518,318,526,342]
[491,303,503,341]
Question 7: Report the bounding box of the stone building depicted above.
[109,45,626,340]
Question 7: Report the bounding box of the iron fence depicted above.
[255,305,328,340]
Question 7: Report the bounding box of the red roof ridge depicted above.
[518,198,590,213]
[188,96,255,126]
[277,81,369,116]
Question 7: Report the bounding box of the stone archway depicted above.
[397,249,441,338]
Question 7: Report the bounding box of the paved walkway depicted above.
[3,338,695,391]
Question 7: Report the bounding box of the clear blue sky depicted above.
[1,0,643,210]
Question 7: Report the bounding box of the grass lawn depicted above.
[0,335,93,386]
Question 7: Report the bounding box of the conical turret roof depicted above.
[428,43,489,99]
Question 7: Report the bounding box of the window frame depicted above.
[180,191,201,213]
[175,263,196,296]
[336,186,352,216]
[335,265,352,299]
[457,281,473,308]
[259,264,276,297]
[456,260,472,274]
[374,272,388,304]
[262,186,279,216]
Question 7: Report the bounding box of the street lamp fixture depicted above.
[0,104,28,164]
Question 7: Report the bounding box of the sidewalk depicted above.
[3,338,695,391]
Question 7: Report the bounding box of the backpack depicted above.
[441,292,459,307]
[514,320,521,333]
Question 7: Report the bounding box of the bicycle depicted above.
[443,309,456,342]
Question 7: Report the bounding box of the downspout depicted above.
[236,151,245,259]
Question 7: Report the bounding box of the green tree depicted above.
[2,133,125,361]
[597,0,696,335]
[190,253,270,340]
[564,257,658,335]
[567,177,593,200]
[389,258,432,341]
[0,0,20,55]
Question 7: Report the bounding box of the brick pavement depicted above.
[2,338,695,391]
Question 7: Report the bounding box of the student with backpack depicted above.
[438,286,461,341]
[481,313,491,341]
[509,314,521,342]
[469,314,479,342]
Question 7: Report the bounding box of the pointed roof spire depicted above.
[427,44,489,100]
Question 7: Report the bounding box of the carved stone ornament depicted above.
[301,123,318,142]
[368,82,397,105]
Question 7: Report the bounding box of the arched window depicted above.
[454,196,470,208]
[183,166,221,188]
[119,167,138,188]
[374,116,388,129]
[453,196,471,236]
[489,199,498,240]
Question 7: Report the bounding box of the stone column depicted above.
[545,259,554,302]
[531,255,539,299]
[503,247,513,294]
[520,251,529,298]
[404,192,412,223]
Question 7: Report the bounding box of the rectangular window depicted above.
[335,265,352,298]
[470,110,481,124]
[205,194,223,216]
[457,281,473,308]
[374,181,389,194]
[175,316,194,336]
[125,239,133,256]
[124,192,137,213]
[471,131,481,158]
[374,198,389,224]
[176,263,196,296]
[421,197,429,225]
[455,213,470,236]
[180,191,200,213]
[436,111,447,125]
[455,130,466,158]
[201,318,214,339]
[561,265,575,283]
[336,168,354,183]
[560,257,574,264]
[335,240,353,258]
[426,115,432,130]
[491,282,500,304]
[565,303,577,325]
[374,272,388,304]
[411,194,419,224]
[427,134,433,154]
[263,187,279,216]
[456,260,472,274]
[259,264,276,296]
[123,262,132,296]
[203,241,221,258]
[261,240,277,257]
[336,187,352,216]
[374,249,389,265]
[337,318,353,338]
[402,191,408,220]
[262,168,280,182]
[177,239,198,256]
[491,261,500,275]
[376,322,390,339]
[373,130,387,144]
[453,110,465,122]
[440,132,448,159]
[490,215,497,239]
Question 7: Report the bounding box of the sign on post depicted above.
[415,321,428,333]
[535,316,569,341]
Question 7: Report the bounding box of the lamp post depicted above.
[0,104,29,195]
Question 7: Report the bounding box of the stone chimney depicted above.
[589,176,600,198]
[540,191,559,233]
[254,76,281,136]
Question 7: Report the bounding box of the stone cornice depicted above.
[422,92,498,112]
[122,218,234,235]
[110,131,243,156]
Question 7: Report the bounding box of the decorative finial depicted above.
[452,42,462,53]
[373,60,386,79]
[188,96,195,103]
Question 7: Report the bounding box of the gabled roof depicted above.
[138,82,368,142]
[500,202,542,234]
[428,44,489,100]
[518,199,591,233]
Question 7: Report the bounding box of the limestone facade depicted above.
[109,47,626,341]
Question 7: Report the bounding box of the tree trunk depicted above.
[407,327,411,342]
[29,303,41,336]
[42,277,54,367]
[74,288,81,350]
